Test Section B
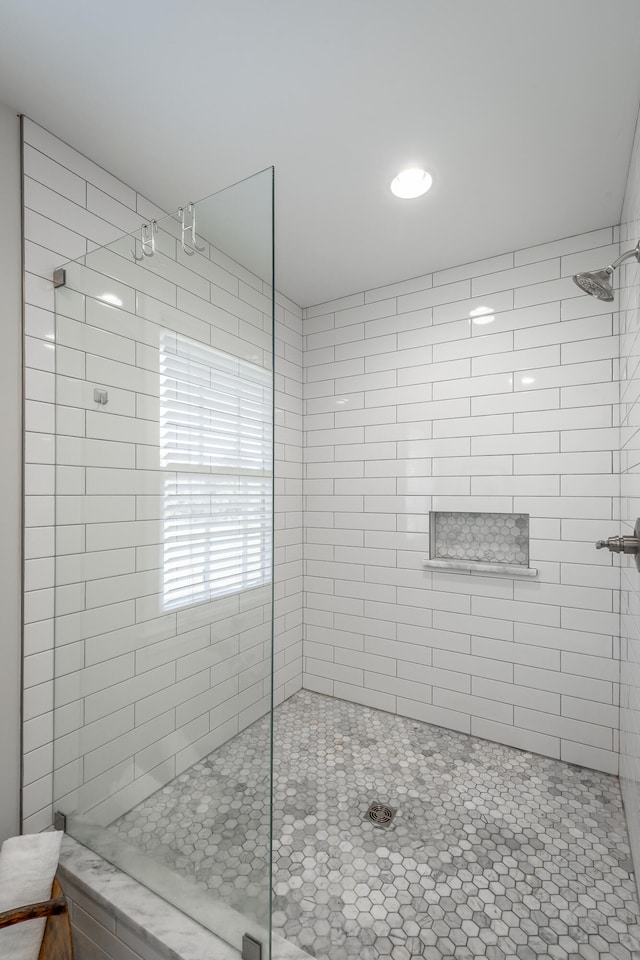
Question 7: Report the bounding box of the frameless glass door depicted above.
[52,168,275,954]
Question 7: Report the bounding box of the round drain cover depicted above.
[366,802,395,825]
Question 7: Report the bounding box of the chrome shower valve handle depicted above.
[595,535,640,555]
[596,520,640,569]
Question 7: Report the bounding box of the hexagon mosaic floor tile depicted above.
[112,690,640,959]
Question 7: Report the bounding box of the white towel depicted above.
[0,831,63,960]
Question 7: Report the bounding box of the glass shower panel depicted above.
[52,168,275,955]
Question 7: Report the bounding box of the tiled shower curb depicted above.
[58,835,306,960]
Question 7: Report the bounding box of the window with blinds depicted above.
[159,331,272,611]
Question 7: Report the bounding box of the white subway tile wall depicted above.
[22,118,302,830]
[619,107,640,878]
[302,227,620,774]
[23,113,625,838]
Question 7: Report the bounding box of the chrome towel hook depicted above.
[177,203,205,256]
[131,220,158,261]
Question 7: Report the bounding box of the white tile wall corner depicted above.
[619,102,640,883]
[21,118,302,831]
[0,103,22,844]
[302,228,621,775]
[274,291,304,708]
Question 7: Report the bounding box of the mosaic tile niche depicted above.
[429,512,529,566]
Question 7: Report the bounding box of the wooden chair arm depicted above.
[0,895,67,930]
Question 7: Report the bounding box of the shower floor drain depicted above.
[365,802,396,827]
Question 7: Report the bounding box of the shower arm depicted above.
[609,241,640,271]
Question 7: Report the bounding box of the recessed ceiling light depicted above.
[390,168,433,199]
[469,305,495,325]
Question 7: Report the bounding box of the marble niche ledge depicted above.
[423,558,538,577]
[58,834,305,960]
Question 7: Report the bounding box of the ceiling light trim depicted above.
[390,168,433,199]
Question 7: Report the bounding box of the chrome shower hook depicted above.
[131,220,158,261]
[177,203,206,256]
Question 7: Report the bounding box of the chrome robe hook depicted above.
[177,203,205,256]
[131,220,158,261]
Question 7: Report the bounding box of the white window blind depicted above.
[160,332,272,611]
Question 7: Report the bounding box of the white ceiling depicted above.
[1,0,640,307]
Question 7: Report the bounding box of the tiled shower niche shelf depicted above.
[423,558,538,577]
[424,510,538,578]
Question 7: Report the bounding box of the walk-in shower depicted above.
[49,167,640,960]
[52,168,276,955]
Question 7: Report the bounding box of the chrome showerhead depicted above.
[572,241,640,302]
[573,267,614,302]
